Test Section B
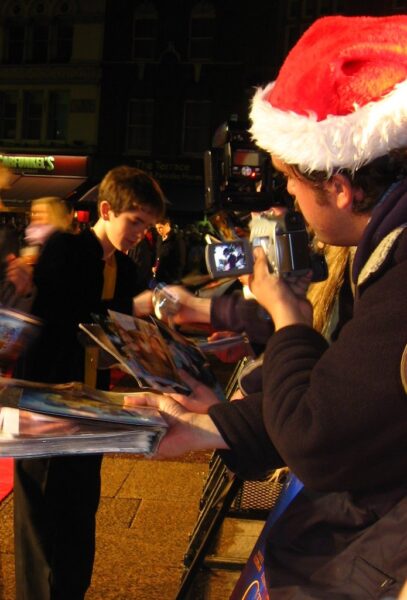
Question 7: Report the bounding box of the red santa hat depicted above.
[250,15,407,175]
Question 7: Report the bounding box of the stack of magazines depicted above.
[0,377,167,458]
[0,307,232,458]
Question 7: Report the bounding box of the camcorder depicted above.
[205,211,328,281]
[204,119,328,282]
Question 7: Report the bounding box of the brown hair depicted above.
[98,166,166,219]
[290,148,407,214]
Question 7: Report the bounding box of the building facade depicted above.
[0,0,406,213]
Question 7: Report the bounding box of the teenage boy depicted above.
[129,16,407,598]
[11,166,166,600]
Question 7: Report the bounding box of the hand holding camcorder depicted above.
[205,211,328,282]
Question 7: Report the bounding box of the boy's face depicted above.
[106,205,157,253]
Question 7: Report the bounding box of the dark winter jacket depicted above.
[18,227,142,383]
[208,178,407,597]
[155,230,186,284]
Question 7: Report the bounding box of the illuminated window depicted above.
[22,91,44,139]
[47,91,69,140]
[132,2,158,61]
[189,2,215,61]
[0,92,18,140]
[127,99,154,153]
[183,101,211,155]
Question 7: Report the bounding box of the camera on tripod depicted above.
[204,119,290,212]
[204,119,328,282]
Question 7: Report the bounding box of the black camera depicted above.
[205,211,328,282]
[204,119,291,212]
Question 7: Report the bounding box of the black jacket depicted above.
[209,178,407,597]
[18,228,142,383]
[155,230,186,284]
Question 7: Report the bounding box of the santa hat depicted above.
[250,15,407,175]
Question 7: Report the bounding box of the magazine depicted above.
[0,307,41,366]
[191,333,250,353]
[0,377,167,458]
[79,311,225,400]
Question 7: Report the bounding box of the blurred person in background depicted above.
[128,225,158,290]
[152,216,186,284]
[3,196,73,310]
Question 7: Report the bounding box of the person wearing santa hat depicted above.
[128,14,407,597]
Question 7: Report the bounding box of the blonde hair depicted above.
[307,245,353,337]
[31,196,73,231]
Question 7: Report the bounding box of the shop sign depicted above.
[0,154,88,177]
[131,157,203,184]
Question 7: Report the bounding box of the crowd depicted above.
[0,12,406,600]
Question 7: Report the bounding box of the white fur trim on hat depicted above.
[249,79,407,175]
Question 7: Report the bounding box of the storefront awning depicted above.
[2,174,87,203]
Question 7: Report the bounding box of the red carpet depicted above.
[0,458,13,501]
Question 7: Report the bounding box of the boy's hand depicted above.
[164,286,211,325]
[6,254,33,296]
[132,290,154,317]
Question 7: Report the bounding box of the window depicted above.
[22,91,44,139]
[183,101,211,155]
[126,99,154,153]
[47,91,69,140]
[189,2,215,61]
[53,22,73,62]
[0,92,18,140]
[6,23,26,63]
[30,23,50,63]
[3,0,74,65]
[132,2,158,61]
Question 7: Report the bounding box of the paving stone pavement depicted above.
[0,452,262,600]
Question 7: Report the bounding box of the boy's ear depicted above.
[99,200,111,220]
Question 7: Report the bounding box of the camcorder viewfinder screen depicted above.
[233,149,260,167]
[213,242,248,273]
